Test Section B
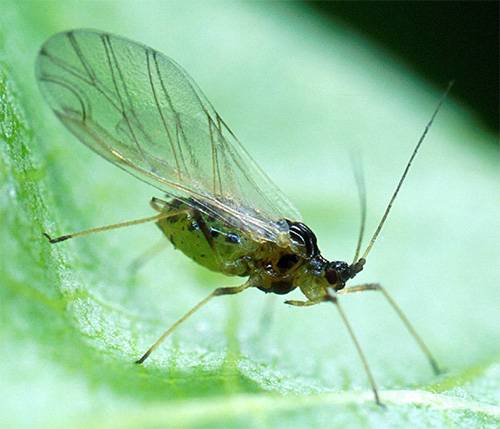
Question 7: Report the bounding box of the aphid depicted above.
[36,29,452,405]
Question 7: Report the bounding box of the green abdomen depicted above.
[156,204,259,276]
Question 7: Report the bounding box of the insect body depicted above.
[37,29,451,405]
[154,196,362,296]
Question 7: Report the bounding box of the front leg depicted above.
[284,299,321,307]
[338,283,441,375]
[284,291,382,405]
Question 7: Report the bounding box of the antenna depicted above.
[350,152,367,264]
[359,81,454,263]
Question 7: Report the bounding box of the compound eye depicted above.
[325,268,338,285]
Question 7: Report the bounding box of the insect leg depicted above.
[284,299,320,307]
[136,282,251,364]
[338,283,441,375]
[149,196,171,211]
[258,295,277,332]
[193,211,215,249]
[44,208,187,244]
[192,210,226,268]
[326,289,382,406]
[128,239,169,274]
[285,292,381,405]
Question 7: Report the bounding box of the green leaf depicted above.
[1,2,499,428]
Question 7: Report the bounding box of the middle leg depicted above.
[285,292,382,405]
[136,282,251,364]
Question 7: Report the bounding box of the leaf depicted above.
[1,2,499,429]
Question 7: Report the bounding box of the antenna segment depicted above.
[359,81,454,263]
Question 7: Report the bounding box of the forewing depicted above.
[35,29,301,241]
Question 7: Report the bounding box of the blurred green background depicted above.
[311,1,500,136]
[1,2,499,429]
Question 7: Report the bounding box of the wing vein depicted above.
[67,31,97,82]
[41,48,123,112]
[37,29,301,245]
[101,34,150,167]
[146,49,181,179]
[153,52,190,175]
[39,75,88,121]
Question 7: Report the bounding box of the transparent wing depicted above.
[35,29,302,242]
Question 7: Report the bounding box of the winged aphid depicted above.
[37,29,452,404]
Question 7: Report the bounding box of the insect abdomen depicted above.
[156,204,258,276]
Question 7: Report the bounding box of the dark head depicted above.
[325,258,365,291]
[284,220,366,296]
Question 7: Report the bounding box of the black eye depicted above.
[325,268,338,285]
[277,254,300,271]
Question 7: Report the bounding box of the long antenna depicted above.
[359,81,454,263]
[350,152,367,264]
